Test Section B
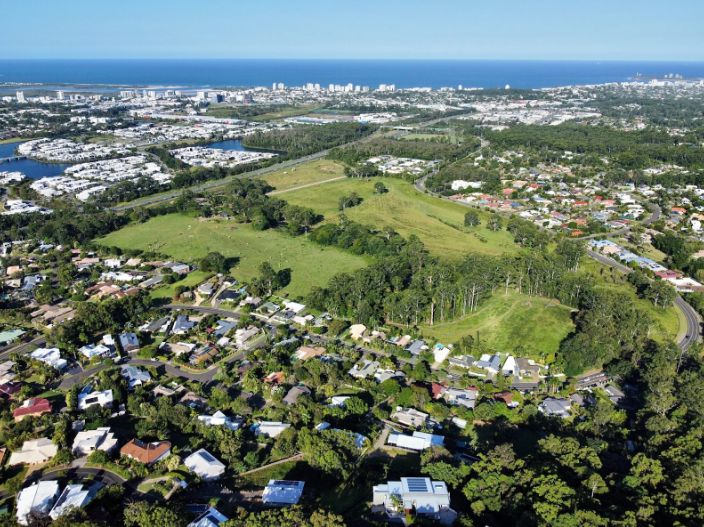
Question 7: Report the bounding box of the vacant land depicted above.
[263,159,347,193]
[97,214,368,298]
[420,292,575,357]
[281,176,519,258]
[150,271,213,300]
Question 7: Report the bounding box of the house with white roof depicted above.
[262,480,305,506]
[29,347,67,370]
[502,356,517,375]
[372,477,453,524]
[49,483,101,520]
[198,411,243,431]
[387,431,444,452]
[72,427,118,456]
[121,365,151,388]
[79,344,112,359]
[255,421,291,438]
[187,507,229,527]
[183,448,225,481]
[16,481,61,525]
[9,438,58,466]
[78,389,114,411]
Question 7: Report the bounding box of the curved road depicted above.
[587,249,700,351]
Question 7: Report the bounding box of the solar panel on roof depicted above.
[273,480,300,486]
[406,478,430,493]
[199,451,216,462]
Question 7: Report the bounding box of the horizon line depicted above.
[1,57,704,62]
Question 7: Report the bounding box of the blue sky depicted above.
[3,0,703,60]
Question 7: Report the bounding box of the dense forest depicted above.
[241,122,377,157]
[484,123,704,169]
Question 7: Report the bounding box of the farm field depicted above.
[281,176,519,259]
[420,292,575,358]
[263,159,347,193]
[96,214,369,298]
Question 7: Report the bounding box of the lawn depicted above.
[96,214,368,298]
[419,292,575,358]
[236,459,309,489]
[281,176,519,259]
[264,159,347,193]
[150,271,213,300]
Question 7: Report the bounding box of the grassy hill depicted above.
[281,175,519,259]
[97,214,369,298]
[419,292,575,358]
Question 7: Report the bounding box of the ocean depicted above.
[1,59,704,90]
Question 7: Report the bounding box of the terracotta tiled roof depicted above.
[120,439,171,465]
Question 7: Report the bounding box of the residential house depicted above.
[392,408,429,428]
[14,398,52,422]
[79,344,112,360]
[539,397,571,418]
[328,396,350,408]
[293,346,325,361]
[372,477,453,523]
[262,480,305,506]
[217,289,241,303]
[0,381,21,399]
[405,340,427,356]
[9,438,58,466]
[433,345,451,363]
[211,319,237,337]
[16,481,61,526]
[119,333,140,352]
[49,483,101,521]
[121,365,151,388]
[120,439,172,466]
[448,355,474,369]
[78,389,113,411]
[604,384,626,406]
[387,431,444,452]
[255,421,291,438]
[197,282,215,296]
[474,354,502,374]
[187,508,229,527]
[178,392,209,409]
[349,324,367,341]
[348,359,379,379]
[283,385,311,406]
[516,357,541,375]
[72,427,118,456]
[184,449,226,481]
[29,347,67,370]
[234,326,259,347]
[172,315,196,335]
[198,411,243,431]
[442,387,478,410]
[189,345,219,366]
[263,371,285,385]
[501,356,517,375]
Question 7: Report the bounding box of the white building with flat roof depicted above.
[372,477,453,524]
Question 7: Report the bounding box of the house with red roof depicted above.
[13,398,52,422]
[0,382,21,400]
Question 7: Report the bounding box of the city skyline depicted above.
[3,0,703,61]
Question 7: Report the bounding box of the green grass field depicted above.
[264,159,347,193]
[420,292,575,357]
[97,215,368,298]
[281,176,519,259]
[150,271,213,300]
